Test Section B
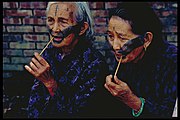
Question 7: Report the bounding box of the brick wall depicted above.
[3,2,177,80]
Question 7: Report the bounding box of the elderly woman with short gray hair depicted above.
[25,2,108,118]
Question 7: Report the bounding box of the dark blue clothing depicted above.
[27,39,108,118]
[105,40,177,118]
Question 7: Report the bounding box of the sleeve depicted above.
[140,54,177,118]
[28,79,51,118]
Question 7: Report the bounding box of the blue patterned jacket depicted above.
[27,39,108,118]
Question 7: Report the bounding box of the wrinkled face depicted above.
[46,2,78,48]
[107,16,144,63]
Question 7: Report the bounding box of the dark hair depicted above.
[109,2,162,35]
[109,2,165,58]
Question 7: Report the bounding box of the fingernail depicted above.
[24,65,28,69]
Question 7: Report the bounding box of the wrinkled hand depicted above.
[24,52,53,84]
[104,75,142,111]
[25,52,57,96]
[104,75,132,101]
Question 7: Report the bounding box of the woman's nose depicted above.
[52,23,61,33]
[113,38,121,50]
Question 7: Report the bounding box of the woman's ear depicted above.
[144,32,153,49]
[79,22,89,36]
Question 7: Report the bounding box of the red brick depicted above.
[5,10,32,16]
[23,34,49,41]
[36,43,47,49]
[94,18,107,26]
[105,2,118,9]
[89,2,104,9]
[3,18,21,24]
[94,26,107,34]
[20,2,30,8]
[33,10,46,16]
[3,2,18,8]
[24,50,41,56]
[91,10,108,17]
[32,2,47,9]
[34,26,48,32]
[23,18,46,25]
[23,34,37,41]
[20,2,47,9]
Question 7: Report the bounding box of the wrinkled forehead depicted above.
[108,16,132,34]
[47,2,77,18]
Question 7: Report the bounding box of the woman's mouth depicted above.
[53,37,63,44]
[114,52,124,61]
[114,52,121,58]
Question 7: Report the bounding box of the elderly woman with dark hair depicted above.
[25,2,108,118]
[104,2,177,118]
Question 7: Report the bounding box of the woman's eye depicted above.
[47,18,54,24]
[108,34,113,38]
[61,21,67,24]
[121,38,127,41]
[118,35,128,41]
[108,35,114,41]
[58,21,69,28]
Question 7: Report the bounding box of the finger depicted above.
[107,81,119,91]
[106,75,121,90]
[105,83,119,96]
[104,83,114,95]
[34,52,47,66]
[114,76,122,85]
[106,74,113,79]
[24,65,36,76]
[114,76,128,87]
[104,83,111,92]
[109,74,113,78]
[31,57,41,68]
[30,62,38,72]
[106,75,113,84]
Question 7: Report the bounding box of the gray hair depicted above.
[46,2,94,38]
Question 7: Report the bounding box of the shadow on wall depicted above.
[3,70,34,118]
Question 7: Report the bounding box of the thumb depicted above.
[114,76,122,84]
